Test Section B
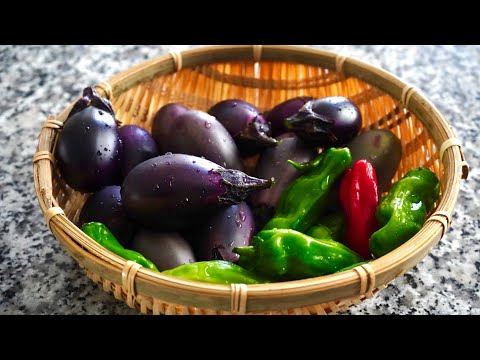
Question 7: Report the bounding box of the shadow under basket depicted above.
[33,45,469,315]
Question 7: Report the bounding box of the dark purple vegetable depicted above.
[194,202,255,263]
[55,87,123,193]
[152,109,243,170]
[347,129,402,193]
[121,153,272,230]
[250,133,317,228]
[208,99,277,156]
[131,229,196,271]
[118,125,159,177]
[79,185,134,247]
[265,96,313,137]
[285,96,362,148]
[151,103,189,150]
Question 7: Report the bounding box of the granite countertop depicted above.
[0,45,478,315]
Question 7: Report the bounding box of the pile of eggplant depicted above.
[56,88,401,273]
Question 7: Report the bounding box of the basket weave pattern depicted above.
[33,46,468,315]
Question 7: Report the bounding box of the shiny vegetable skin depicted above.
[55,87,122,193]
[234,229,363,281]
[263,147,352,232]
[163,260,265,285]
[118,125,159,177]
[121,153,272,231]
[82,222,158,271]
[370,168,440,258]
[153,109,243,170]
[151,103,189,150]
[265,96,313,137]
[347,129,402,193]
[131,229,196,271]
[285,97,362,147]
[208,99,277,156]
[79,185,135,247]
[339,160,379,259]
[250,133,317,228]
[194,201,255,262]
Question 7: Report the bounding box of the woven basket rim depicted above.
[33,45,468,313]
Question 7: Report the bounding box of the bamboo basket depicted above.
[33,45,469,315]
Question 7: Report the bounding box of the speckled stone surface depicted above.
[0,45,478,315]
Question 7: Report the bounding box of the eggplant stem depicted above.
[68,87,119,124]
[217,169,272,204]
[239,118,278,147]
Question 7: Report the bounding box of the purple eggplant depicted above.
[250,133,317,228]
[118,125,159,177]
[285,96,362,148]
[194,202,255,263]
[347,129,402,193]
[265,96,313,137]
[208,99,277,156]
[151,103,189,150]
[79,185,134,247]
[131,229,196,271]
[152,109,243,170]
[121,153,272,230]
[55,87,123,193]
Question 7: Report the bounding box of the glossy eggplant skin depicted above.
[152,109,243,170]
[118,125,159,177]
[266,96,313,137]
[194,202,255,263]
[285,97,362,148]
[347,129,402,193]
[56,106,123,193]
[131,229,196,271]
[79,185,135,247]
[250,133,317,228]
[151,103,189,151]
[121,154,271,231]
[208,99,276,156]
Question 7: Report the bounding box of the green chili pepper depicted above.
[234,229,363,281]
[81,222,159,271]
[306,211,346,243]
[162,260,266,285]
[369,168,440,258]
[262,147,352,232]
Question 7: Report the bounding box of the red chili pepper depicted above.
[339,159,379,259]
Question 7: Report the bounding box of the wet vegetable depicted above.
[339,160,379,259]
[208,99,277,156]
[265,96,313,137]
[163,260,266,285]
[347,129,402,193]
[234,229,363,281]
[285,97,362,148]
[263,147,352,232]
[55,87,122,193]
[121,153,272,230]
[151,103,189,151]
[250,133,317,228]
[152,109,243,170]
[79,185,135,247]
[194,201,255,262]
[82,222,158,271]
[370,168,440,258]
[118,125,159,177]
[131,229,196,271]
